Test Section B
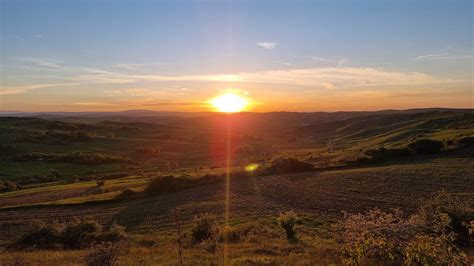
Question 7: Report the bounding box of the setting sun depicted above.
[211,93,248,113]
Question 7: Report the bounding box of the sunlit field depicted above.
[1,0,473,265]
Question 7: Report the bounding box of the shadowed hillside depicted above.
[0,109,473,264]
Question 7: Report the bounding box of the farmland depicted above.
[0,109,473,264]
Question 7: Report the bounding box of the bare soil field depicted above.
[1,156,472,243]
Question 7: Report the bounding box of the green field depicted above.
[0,109,473,264]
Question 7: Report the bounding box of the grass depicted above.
[0,217,340,265]
[0,175,150,208]
[0,161,125,181]
[0,110,472,263]
[1,156,472,230]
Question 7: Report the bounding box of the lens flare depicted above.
[245,163,259,172]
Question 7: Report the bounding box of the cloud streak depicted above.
[17,57,62,69]
[0,83,79,95]
[415,53,474,60]
[4,57,458,96]
[311,57,347,67]
[257,42,277,49]
[71,67,453,89]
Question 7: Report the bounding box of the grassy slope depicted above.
[0,110,473,263]
[0,155,472,264]
[1,156,472,229]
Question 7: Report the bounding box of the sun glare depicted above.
[211,93,248,113]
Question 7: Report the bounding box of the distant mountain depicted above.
[0,110,200,118]
[1,108,471,118]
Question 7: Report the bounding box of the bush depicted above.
[404,234,465,265]
[145,175,193,196]
[99,224,127,243]
[137,239,156,247]
[12,223,62,250]
[72,176,80,183]
[191,213,216,244]
[134,147,160,155]
[145,173,225,197]
[13,152,130,165]
[61,219,103,249]
[200,238,218,253]
[408,139,444,154]
[48,169,60,179]
[219,227,240,243]
[341,207,467,265]
[11,218,127,250]
[85,242,124,266]
[0,181,18,193]
[231,256,276,265]
[455,136,474,149]
[358,147,413,163]
[417,191,474,247]
[116,188,138,199]
[277,211,298,240]
[96,180,106,187]
[15,130,95,144]
[264,157,314,174]
[101,173,129,180]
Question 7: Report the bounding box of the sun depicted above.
[211,93,248,113]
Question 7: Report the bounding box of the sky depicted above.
[0,0,472,112]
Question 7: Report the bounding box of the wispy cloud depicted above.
[311,57,347,66]
[217,67,452,88]
[73,102,118,106]
[28,67,458,89]
[72,100,200,107]
[109,62,168,71]
[274,61,295,67]
[9,57,457,95]
[17,57,62,69]
[79,67,452,89]
[0,83,79,95]
[257,42,277,49]
[104,87,194,97]
[415,53,474,60]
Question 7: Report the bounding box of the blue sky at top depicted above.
[0,0,472,111]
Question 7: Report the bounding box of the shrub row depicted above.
[145,175,213,196]
[134,147,161,155]
[261,157,314,174]
[144,158,315,197]
[358,138,445,163]
[11,219,127,250]
[13,152,130,165]
[15,130,96,144]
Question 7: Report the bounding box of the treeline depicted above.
[117,157,316,199]
[13,152,130,165]
[15,130,96,144]
[134,147,161,156]
[358,137,474,164]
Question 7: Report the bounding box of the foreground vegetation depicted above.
[1,192,472,265]
[0,109,472,264]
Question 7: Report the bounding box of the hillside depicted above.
[0,109,473,264]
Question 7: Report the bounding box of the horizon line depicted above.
[1,107,473,115]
